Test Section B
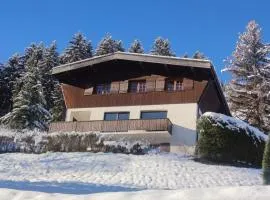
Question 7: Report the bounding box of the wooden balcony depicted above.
[49,119,172,134]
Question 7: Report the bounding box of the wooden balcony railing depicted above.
[49,118,172,134]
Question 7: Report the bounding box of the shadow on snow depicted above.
[0,180,143,194]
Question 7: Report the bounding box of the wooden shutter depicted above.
[155,78,165,91]
[183,78,194,90]
[146,79,155,92]
[84,87,93,95]
[119,80,128,93]
[111,81,120,94]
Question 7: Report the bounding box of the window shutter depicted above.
[146,80,155,92]
[156,78,165,91]
[111,81,120,94]
[119,80,128,93]
[183,78,194,90]
[84,87,93,95]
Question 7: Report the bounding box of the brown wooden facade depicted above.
[61,78,208,109]
[53,52,230,115]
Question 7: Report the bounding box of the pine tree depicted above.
[150,37,175,56]
[95,34,125,56]
[42,42,65,121]
[182,53,189,58]
[223,20,270,133]
[128,39,144,53]
[193,51,205,59]
[0,55,25,117]
[60,32,93,64]
[50,81,65,121]
[263,139,270,184]
[0,46,51,130]
[41,42,60,110]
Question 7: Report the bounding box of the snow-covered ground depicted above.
[0,152,264,196]
[1,186,270,200]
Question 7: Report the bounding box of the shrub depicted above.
[47,132,104,152]
[196,112,268,167]
[0,127,48,153]
[263,139,270,184]
[0,127,154,154]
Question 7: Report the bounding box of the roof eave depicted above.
[52,52,212,75]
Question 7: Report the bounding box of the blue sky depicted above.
[0,0,270,82]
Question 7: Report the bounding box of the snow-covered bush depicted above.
[103,140,150,154]
[263,139,270,184]
[48,132,151,154]
[0,127,155,154]
[0,126,47,153]
[48,132,104,152]
[196,112,268,167]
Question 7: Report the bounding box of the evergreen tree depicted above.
[150,37,175,56]
[128,39,144,53]
[0,55,25,116]
[60,32,93,64]
[43,42,65,121]
[223,20,270,133]
[182,53,189,58]
[0,46,51,130]
[263,139,270,184]
[50,81,65,121]
[41,42,60,110]
[193,51,205,59]
[95,34,125,56]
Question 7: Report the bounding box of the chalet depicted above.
[49,52,230,153]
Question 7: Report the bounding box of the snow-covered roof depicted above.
[52,52,212,75]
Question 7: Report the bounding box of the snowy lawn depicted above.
[1,186,270,200]
[0,152,263,196]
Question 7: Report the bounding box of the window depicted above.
[140,111,167,119]
[128,80,146,93]
[94,83,111,94]
[165,80,174,91]
[104,112,130,121]
[175,81,183,91]
[165,79,184,91]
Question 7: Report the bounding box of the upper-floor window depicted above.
[104,112,130,121]
[165,79,184,91]
[94,83,111,94]
[128,80,146,93]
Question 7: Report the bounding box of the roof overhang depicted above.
[52,52,212,75]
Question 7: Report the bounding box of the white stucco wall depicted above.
[66,103,198,152]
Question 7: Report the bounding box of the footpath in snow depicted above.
[0,152,263,194]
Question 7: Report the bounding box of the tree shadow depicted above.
[0,180,143,194]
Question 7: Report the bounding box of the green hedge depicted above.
[196,112,267,167]
[263,139,270,184]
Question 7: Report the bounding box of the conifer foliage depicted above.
[0,45,51,130]
[60,32,93,64]
[150,37,175,56]
[223,20,270,133]
[0,55,25,116]
[95,34,125,56]
[193,51,205,59]
[128,39,144,53]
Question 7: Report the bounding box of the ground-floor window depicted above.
[140,111,167,119]
[104,112,130,121]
